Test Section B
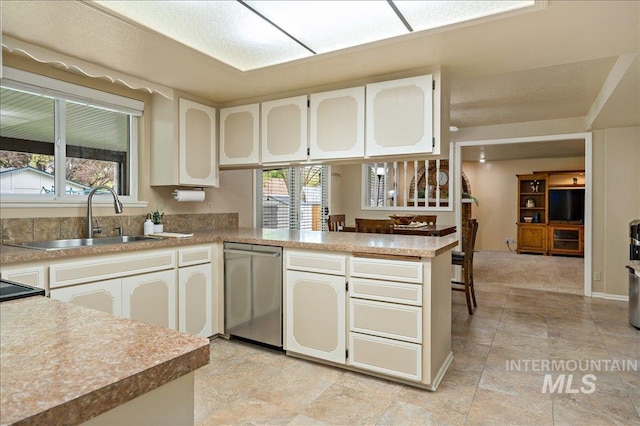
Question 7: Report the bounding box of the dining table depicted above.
[342,224,456,237]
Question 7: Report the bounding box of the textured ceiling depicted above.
[1,0,639,143]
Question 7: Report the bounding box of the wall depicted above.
[0,53,255,228]
[462,157,586,252]
[597,126,640,296]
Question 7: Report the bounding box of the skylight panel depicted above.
[393,0,537,32]
[244,1,408,54]
[94,0,312,71]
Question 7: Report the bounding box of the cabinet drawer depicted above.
[286,250,346,275]
[350,277,422,306]
[350,256,422,283]
[349,332,422,381]
[350,298,422,343]
[178,245,211,267]
[50,250,175,288]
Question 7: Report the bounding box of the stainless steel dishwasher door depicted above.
[223,242,283,347]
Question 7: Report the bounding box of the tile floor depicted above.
[194,287,640,425]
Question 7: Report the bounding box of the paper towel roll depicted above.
[173,189,205,202]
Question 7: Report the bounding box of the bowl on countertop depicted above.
[389,214,417,225]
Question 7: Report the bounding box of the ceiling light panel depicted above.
[244,1,408,55]
[94,0,312,71]
[393,0,536,32]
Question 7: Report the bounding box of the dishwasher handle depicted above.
[223,248,281,258]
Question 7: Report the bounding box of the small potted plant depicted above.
[151,209,164,233]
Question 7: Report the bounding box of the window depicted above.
[0,67,143,203]
[257,165,329,230]
[362,158,452,211]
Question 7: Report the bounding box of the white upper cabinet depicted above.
[151,95,218,187]
[179,99,217,186]
[365,75,433,157]
[261,95,308,164]
[219,103,260,166]
[309,87,365,160]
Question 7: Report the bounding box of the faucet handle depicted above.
[93,219,102,235]
[114,226,124,236]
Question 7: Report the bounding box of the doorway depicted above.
[453,132,593,296]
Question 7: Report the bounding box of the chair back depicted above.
[327,214,346,232]
[462,219,479,277]
[355,218,395,234]
[414,215,437,225]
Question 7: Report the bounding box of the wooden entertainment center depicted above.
[516,170,585,256]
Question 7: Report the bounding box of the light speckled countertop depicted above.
[1,228,459,265]
[0,296,210,425]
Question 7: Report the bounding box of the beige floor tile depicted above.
[601,333,640,360]
[302,383,394,425]
[497,317,548,339]
[501,309,548,327]
[596,319,640,339]
[451,324,497,346]
[551,382,640,425]
[466,388,553,425]
[197,394,298,425]
[492,329,549,358]
[451,337,492,372]
[478,365,551,396]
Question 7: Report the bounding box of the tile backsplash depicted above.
[1,213,238,243]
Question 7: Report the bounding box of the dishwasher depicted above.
[223,242,283,348]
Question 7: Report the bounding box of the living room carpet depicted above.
[473,250,584,295]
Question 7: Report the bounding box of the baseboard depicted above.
[591,292,629,302]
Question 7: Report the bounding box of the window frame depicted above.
[255,165,330,230]
[0,66,146,208]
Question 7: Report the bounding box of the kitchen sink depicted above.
[4,235,159,251]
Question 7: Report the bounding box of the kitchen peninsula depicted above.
[1,229,458,391]
[0,296,210,425]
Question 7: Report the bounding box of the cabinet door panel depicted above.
[309,87,364,160]
[349,332,422,381]
[220,103,260,165]
[517,224,547,253]
[123,270,177,330]
[179,263,213,337]
[179,98,217,186]
[286,270,345,364]
[50,279,122,316]
[261,95,307,163]
[1,265,46,289]
[366,75,433,157]
[350,298,422,343]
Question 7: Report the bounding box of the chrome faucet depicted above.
[87,186,123,237]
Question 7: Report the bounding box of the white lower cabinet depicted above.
[178,263,213,338]
[285,270,346,364]
[285,249,347,364]
[50,278,122,316]
[348,255,426,382]
[123,270,177,330]
[177,245,214,338]
[0,264,47,289]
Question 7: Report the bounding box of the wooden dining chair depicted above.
[452,218,478,315]
[414,215,437,225]
[355,218,395,234]
[327,214,346,232]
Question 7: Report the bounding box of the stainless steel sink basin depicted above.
[4,235,159,251]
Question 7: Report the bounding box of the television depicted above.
[548,188,585,223]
